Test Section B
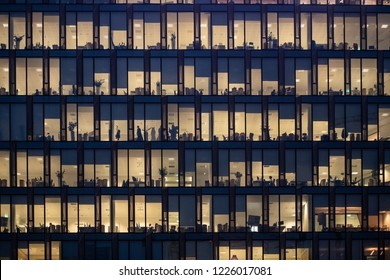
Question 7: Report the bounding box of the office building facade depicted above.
[0,0,390,260]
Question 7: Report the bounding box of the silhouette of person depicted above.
[151,127,156,141]
[158,126,163,141]
[115,126,121,141]
[169,124,178,140]
[136,126,143,141]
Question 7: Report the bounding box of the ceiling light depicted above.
[68,25,76,28]
[301,24,305,28]
[3,23,8,27]
[134,23,141,28]
[200,24,207,28]
[382,113,389,117]
[352,171,359,175]
[296,79,300,83]
[36,23,42,28]
[3,68,8,72]
[362,69,369,73]
[381,24,388,29]
[36,68,42,72]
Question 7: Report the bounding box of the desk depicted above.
[79,226,95,233]
[84,181,95,187]
[252,180,262,187]
[269,225,286,232]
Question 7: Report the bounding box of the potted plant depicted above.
[94,79,105,95]
[55,170,65,187]
[68,122,77,141]
[159,167,168,187]
[235,171,243,187]
[13,35,24,50]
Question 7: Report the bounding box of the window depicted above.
[12,196,27,233]
[100,103,127,141]
[128,58,144,95]
[212,104,228,141]
[111,13,127,49]
[10,13,26,50]
[247,195,262,232]
[11,104,26,141]
[0,14,9,49]
[314,195,328,232]
[229,150,245,187]
[196,150,212,187]
[60,58,77,95]
[379,14,390,50]
[262,58,278,95]
[0,151,9,187]
[84,150,111,187]
[330,150,345,186]
[0,196,10,232]
[135,104,161,141]
[77,13,93,49]
[212,13,227,49]
[184,58,211,95]
[151,150,178,187]
[67,104,94,141]
[0,59,9,95]
[213,196,229,232]
[83,58,110,95]
[245,13,261,50]
[16,58,43,95]
[200,13,211,49]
